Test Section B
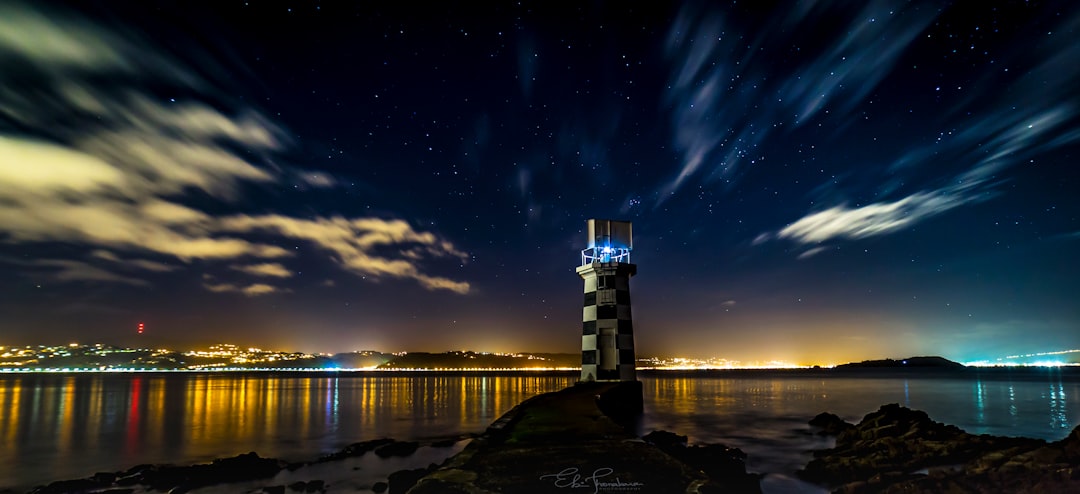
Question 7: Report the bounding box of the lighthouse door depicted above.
[599,328,617,370]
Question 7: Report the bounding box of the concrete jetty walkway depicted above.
[408,381,759,494]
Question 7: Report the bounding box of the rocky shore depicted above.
[23,386,1080,494]
[801,403,1080,493]
[25,436,466,494]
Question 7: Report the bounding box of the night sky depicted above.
[1,1,1077,365]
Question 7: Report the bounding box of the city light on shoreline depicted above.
[3,342,1079,374]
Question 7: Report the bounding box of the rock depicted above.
[304,479,325,492]
[90,472,118,484]
[29,478,107,494]
[371,481,388,493]
[1063,424,1080,460]
[799,404,1077,493]
[133,452,283,491]
[641,431,758,492]
[388,466,435,494]
[642,430,688,448]
[809,412,854,436]
[317,438,395,462]
[262,486,286,494]
[288,481,307,491]
[431,438,459,448]
[374,440,420,458]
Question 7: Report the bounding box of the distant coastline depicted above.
[834,355,965,369]
[4,344,1080,373]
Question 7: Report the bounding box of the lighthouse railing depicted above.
[580,246,631,265]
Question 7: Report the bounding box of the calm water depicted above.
[1,369,1077,492]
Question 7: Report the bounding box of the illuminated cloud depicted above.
[218,215,471,294]
[0,4,130,72]
[91,250,177,272]
[231,263,293,278]
[36,260,149,286]
[203,281,286,297]
[296,171,336,188]
[0,257,149,287]
[0,2,472,295]
[797,246,829,260]
[779,192,953,244]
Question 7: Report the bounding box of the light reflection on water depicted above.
[0,373,576,491]
[0,370,1077,492]
[638,370,1080,493]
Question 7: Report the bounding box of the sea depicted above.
[0,368,1077,493]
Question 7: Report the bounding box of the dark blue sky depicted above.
[1,0,1077,365]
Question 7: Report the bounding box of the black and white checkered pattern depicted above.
[577,261,637,382]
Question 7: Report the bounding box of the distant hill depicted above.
[330,351,394,369]
[836,356,964,369]
[376,351,578,370]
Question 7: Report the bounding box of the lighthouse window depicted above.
[597,275,615,289]
[583,291,596,306]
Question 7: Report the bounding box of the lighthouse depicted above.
[577,219,637,382]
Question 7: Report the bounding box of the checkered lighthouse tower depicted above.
[577,219,637,382]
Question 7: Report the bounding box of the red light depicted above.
[138,322,144,334]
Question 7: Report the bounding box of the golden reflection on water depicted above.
[0,372,572,491]
[0,380,19,447]
[57,377,74,457]
[644,376,834,419]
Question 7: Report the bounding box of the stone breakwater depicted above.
[407,381,761,494]
[801,403,1080,493]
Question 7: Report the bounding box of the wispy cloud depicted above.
[231,263,293,278]
[776,7,1080,246]
[659,0,935,203]
[203,281,286,297]
[296,171,337,188]
[779,189,967,244]
[38,260,149,286]
[0,2,470,294]
[91,250,177,272]
[796,246,829,260]
[0,257,148,286]
[218,215,471,294]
